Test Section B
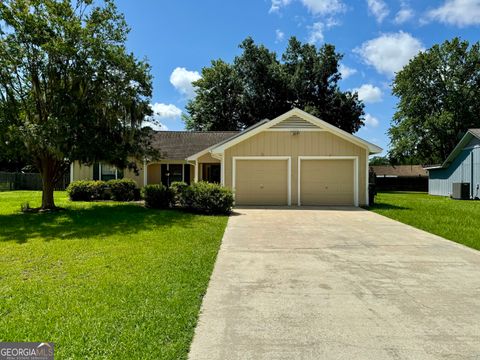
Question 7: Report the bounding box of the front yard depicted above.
[0,191,228,359]
[369,192,480,251]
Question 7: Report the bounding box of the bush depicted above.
[108,179,139,201]
[67,180,110,201]
[185,182,233,215]
[143,184,172,209]
[170,181,189,207]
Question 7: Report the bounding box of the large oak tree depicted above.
[185,37,364,133]
[390,38,480,164]
[0,0,155,209]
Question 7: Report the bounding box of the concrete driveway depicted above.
[189,208,480,360]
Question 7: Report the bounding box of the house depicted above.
[370,165,428,192]
[71,108,382,206]
[426,129,480,198]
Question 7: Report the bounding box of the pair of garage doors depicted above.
[234,157,356,206]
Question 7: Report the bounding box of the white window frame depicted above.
[99,163,118,181]
[232,156,292,206]
[297,156,359,207]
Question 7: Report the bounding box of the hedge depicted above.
[142,184,172,209]
[67,179,139,202]
[179,182,233,215]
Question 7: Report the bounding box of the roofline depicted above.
[434,129,480,169]
[424,166,442,170]
[210,108,383,155]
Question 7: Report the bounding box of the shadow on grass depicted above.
[367,202,411,211]
[0,203,199,244]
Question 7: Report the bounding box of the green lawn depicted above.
[369,192,480,250]
[0,191,228,359]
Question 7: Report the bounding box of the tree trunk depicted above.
[38,155,63,210]
[41,176,56,210]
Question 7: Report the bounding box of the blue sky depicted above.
[116,0,480,154]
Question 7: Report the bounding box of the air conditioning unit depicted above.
[452,183,470,200]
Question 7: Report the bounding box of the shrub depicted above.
[108,179,138,202]
[143,184,172,209]
[186,182,233,215]
[67,180,110,201]
[170,181,189,207]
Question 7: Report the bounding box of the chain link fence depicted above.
[0,172,70,191]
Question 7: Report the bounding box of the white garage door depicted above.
[235,159,289,206]
[300,159,355,206]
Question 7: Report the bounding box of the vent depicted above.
[270,115,320,129]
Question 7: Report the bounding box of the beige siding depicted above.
[300,160,354,206]
[235,160,288,206]
[124,166,144,188]
[147,164,161,185]
[72,161,93,181]
[198,153,220,163]
[224,131,368,206]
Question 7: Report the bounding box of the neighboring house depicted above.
[370,165,428,192]
[426,129,480,198]
[71,108,382,206]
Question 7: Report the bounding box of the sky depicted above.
[116,0,480,155]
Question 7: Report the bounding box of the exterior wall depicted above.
[223,131,368,206]
[197,153,220,164]
[147,164,161,185]
[429,144,480,197]
[72,161,93,181]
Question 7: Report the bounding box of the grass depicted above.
[368,191,480,250]
[0,191,228,359]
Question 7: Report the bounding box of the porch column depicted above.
[143,159,147,186]
[194,160,199,182]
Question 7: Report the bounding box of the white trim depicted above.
[297,156,359,207]
[232,156,291,206]
[221,153,225,186]
[365,149,369,206]
[265,128,326,132]
[70,163,74,183]
[211,108,382,155]
[143,159,147,187]
[194,160,199,182]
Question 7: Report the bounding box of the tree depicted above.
[390,38,480,164]
[0,0,155,210]
[185,37,364,133]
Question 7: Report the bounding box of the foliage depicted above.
[170,181,189,207]
[143,184,172,209]
[0,0,155,209]
[369,192,480,251]
[185,37,364,133]
[390,38,480,164]
[67,180,110,201]
[108,179,139,201]
[184,182,234,215]
[369,156,391,165]
[0,191,228,359]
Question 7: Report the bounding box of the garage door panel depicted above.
[300,160,354,206]
[235,160,288,206]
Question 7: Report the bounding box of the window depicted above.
[160,163,189,187]
[93,163,121,181]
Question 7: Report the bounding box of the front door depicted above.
[203,164,221,183]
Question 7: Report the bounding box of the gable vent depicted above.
[270,115,320,129]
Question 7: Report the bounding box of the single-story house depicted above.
[426,129,480,198]
[370,165,428,192]
[71,108,382,206]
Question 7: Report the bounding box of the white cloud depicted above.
[354,31,424,76]
[367,0,389,22]
[364,113,380,128]
[353,84,383,103]
[339,64,357,80]
[301,0,345,15]
[427,0,480,27]
[275,29,285,42]
[394,3,414,24]
[269,0,345,15]
[144,102,181,130]
[169,67,201,99]
[307,22,325,43]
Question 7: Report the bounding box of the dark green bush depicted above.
[67,180,110,201]
[170,181,189,207]
[108,179,139,201]
[143,184,172,209]
[185,182,233,215]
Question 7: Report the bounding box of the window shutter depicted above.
[93,163,99,180]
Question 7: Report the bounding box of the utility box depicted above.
[452,183,470,200]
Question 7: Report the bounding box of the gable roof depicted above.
[209,108,383,155]
[425,129,480,170]
[152,131,238,160]
[370,165,428,177]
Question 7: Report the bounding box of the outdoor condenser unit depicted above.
[452,183,470,200]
